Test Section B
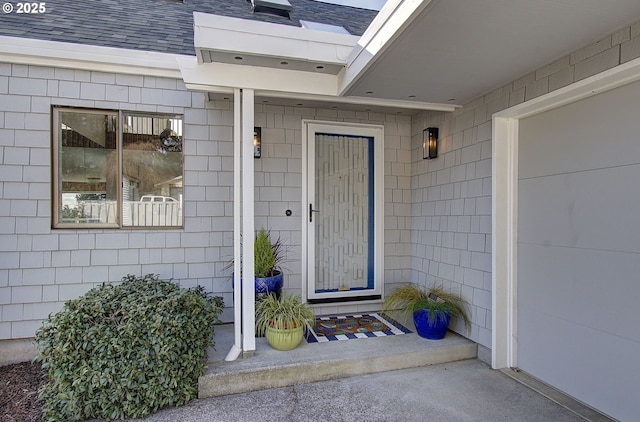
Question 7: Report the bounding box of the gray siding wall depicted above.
[0,61,413,340]
[409,18,640,349]
[409,107,492,348]
[2,17,639,345]
[0,63,236,339]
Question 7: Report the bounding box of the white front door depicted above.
[303,121,384,303]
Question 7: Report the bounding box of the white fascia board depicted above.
[178,56,454,111]
[178,56,337,96]
[0,36,185,78]
[258,90,456,111]
[338,0,432,95]
[193,12,359,64]
[310,0,387,12]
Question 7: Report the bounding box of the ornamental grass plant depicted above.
[255,292,315,336]
[382,283,470,329]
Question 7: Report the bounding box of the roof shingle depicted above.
[0,0,377,56]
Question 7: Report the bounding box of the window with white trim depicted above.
[52,107,184,228]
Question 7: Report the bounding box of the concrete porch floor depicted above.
[126,319,614,422]
[199,318,477,398]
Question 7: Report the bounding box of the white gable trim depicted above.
[491,56,640,370]
[0,36,186,78]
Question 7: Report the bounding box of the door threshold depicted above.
[308,295,381,304]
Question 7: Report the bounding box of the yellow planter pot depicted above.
[265,325,304,351]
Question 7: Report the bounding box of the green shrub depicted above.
[35,274,224,421]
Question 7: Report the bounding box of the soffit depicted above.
[345,0,640,106]
[194,13,359,75]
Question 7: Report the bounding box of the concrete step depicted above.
[198,323,477,398]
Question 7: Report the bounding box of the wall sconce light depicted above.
[423,127,438,159]
[254,127,261,158]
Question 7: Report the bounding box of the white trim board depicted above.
[0,36,185,78]
[310,0,387,12]
[491,56,640,370]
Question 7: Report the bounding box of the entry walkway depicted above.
[130,358,608,422]
[122,321,613,422]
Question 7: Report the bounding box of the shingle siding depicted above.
[0,62,238,339]
[0,60,415,340]
[410,17,640,350]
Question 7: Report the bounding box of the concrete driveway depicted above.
[127,359,593,422]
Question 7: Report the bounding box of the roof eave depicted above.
[339,0,434,95]
[193,12,359,74]
[0,36,186,78]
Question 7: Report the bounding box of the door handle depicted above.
[309,203,320,222]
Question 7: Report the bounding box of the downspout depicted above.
[225,88,243,362]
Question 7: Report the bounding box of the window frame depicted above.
[52,106,184,230]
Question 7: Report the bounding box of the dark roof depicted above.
[0,0,377,56]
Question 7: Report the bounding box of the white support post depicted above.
[225,88,243,362]
[241,89,256,352]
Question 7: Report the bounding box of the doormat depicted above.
[305,313,411,343]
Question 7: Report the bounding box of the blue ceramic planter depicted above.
[413,309,450,339]
[255,271,283,301]
[234,271,283,301]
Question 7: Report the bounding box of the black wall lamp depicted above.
[423,127,438,159]
[254,127,261,158]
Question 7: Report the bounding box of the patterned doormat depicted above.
[305,313,411,343]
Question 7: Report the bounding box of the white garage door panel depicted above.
[519,79,640,180]
[518,78,640,421]
[518,307,639,421]
[519,164,640,253]
[518,243,640,346]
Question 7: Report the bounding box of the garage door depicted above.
[517,80,640,421]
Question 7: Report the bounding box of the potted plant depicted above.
[253,228,285,300]
[255,292,315,351]
[382,283,470,340]
[226,228,287,301]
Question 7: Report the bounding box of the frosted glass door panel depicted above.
[314,134,373,293]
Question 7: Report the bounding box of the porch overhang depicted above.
[193,12,358,74]
[338,0,434,97]
[184,10,457,112]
